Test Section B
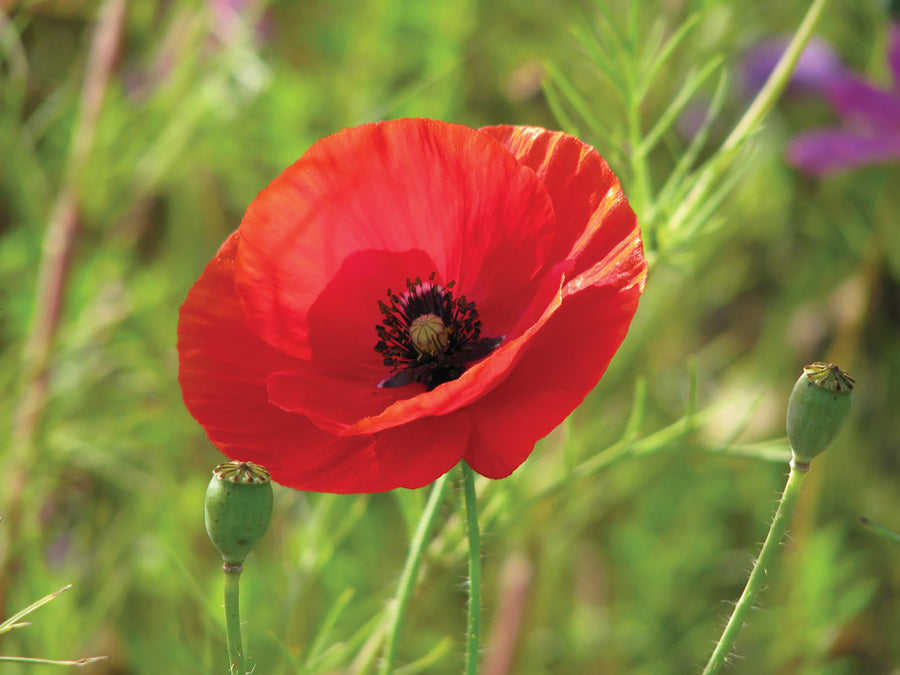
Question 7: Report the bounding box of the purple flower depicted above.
[787,23,900,175]
[741,36,846,97]
[678,36,846,143]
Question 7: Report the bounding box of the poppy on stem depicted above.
[178,118,647,493]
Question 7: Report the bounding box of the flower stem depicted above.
[462,461,482,675]
[701,461,809,675]
[667,0,830,236]
[379,471,452,675]
[223,562,246,675]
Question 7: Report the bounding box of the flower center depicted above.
[374,274,503,390]
[409,313,450,357]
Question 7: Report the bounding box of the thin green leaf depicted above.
[304,588,356,670]
[859,517,900,544]
[636,16,669,80]
[686,357,699,418]
[571,24,628,94]
[663,0,830,243]
[0,656,108,666]
[637,14,702,100]
[576,0,629,66]
[673,143,757,250]
[541,77,584,139]
[543,63,608,140]
[651,67,730,226]
[704,442,791,463]
[395,637,455,675]
[623,376,648,444]
[638,57,724,157]
[661,129,754,244]
[0,585,72,636]
[348,609,396,674]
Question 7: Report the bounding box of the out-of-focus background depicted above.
[1,0,898,673]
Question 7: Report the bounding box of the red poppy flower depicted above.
[178,118,647,493]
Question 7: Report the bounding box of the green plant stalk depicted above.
[667,0,830,235]
[223,563,245,675]
[859,517,900,545]
[701,463,808,675]
[0,656,108,666]
[379,471,452,675]
[462,461,482,675]
[624,7,651,218]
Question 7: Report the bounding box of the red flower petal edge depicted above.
[178,118,647,493]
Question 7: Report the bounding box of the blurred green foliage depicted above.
[1,0,899,673]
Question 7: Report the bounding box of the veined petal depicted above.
[480,125,641,280]
[234,118,558,361]
[340,222,644,439]
[465,280,644,478]
[178,233,469,492]
[265,258,571,435]
[177,233,349,482]
[277,412,472,493]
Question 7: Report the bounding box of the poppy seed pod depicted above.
[786,362,854,464]
[205,461,273,564]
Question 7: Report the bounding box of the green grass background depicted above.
[1,0,899,673]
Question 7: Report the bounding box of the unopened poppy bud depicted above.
[205,461,273,564]
[786,362,854,465]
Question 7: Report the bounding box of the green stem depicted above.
[722,0,830,153]
[379,471,452,675]
[624,8,651,220]
[667,0,830,236]
[701,462,809,675]
[223,562,245,675]
[462,461,482,675]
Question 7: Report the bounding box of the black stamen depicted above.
[373,275,503,390]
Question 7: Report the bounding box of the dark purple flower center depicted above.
[374,274,503,390]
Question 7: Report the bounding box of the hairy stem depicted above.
[702,462,809,675]
[462,461,482,675]
[223,563,245,675]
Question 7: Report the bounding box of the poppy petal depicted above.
[177,232,333,470]
[234,118,558,362]
[480,125,641,280]
[265,260,572,435]
[178,233,467,492]
[464,280,644,479]
[275,412,472,493]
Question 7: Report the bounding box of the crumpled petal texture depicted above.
[178,118,647,493]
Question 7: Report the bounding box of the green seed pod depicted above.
[205,461,274,564]
[786,362,854,464]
